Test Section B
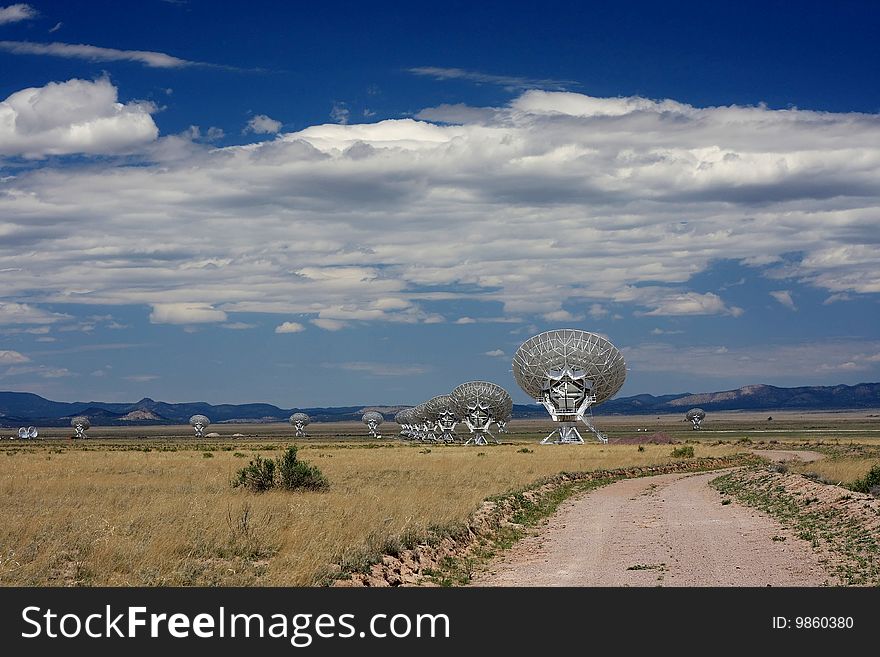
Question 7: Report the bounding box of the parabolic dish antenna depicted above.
[290,412,311,438]
[512,329,626,444]
[424,394,458,443]
[18,427,27,440]
[450,381,511,445]
[362,411,385,438]
[686,408,706,430]
[189,414,211,438]
[27,426,38,439]
[71,416,90,439]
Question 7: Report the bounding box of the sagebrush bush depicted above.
[232,455,277,492]
[850,464,880,496]
[671,445,695,458]
[232,447,328,492]
[278,446,328,491]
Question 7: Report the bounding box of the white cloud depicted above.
[483,349,505,357]
[331,361,430,376]
[823,293,851,305]
[223,322,257,330]
[651,328,684,335]
[0,40,197,68]
[48,21,61,33]
[588,304,608,319]
[274,321,305,333]
[149,303,227,324]
[0,4,36,25]
[124,374,159,382]
[623,340,880,379]
[0,349,29,364]
[330,102,350,125]
[543,309,582,322]
[4,364,71,378]
[408,66,575,91]
[769,290,797,310]
[0,303,70,325]
[1,89,879,329]
[0,77,158,157]
[311,318,347,331]
[244,114,282,134]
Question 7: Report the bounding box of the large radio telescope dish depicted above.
[425,394,458,442]
[362,411,385,438]
[27,426,38,439]
[512,329,626,444]
[71,415,90,439]
[17,427,27,439]
[189,414,211,438]
[686,408,706,430]
[290,412,311,437]
[450,381,510,445]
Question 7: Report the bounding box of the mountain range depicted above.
[1,382,878,427]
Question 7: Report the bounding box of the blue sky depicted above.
[1,0,879,406]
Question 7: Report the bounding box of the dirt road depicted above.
[472,451,832,586]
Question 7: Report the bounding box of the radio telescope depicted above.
[686,408,706,430]
[289,412,310,437]
[410,403,433,441]
[512,329,626,444]
[17,427,27,440]
[495,392,514,434]
[450,381,510,445]
[71,416,90,439]
[425,394,458,442]
[189,414,211,438]
[393,410,408,439]
[362,411,385,438]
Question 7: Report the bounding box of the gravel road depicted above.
[471,451,832,586]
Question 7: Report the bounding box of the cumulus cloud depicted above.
[149,303,227,324]
[244,114,282,134]
[0,40,197,68]
[274,321,305,333]
[330,102,350,125]
[483,349,505,357]
[0,349,29,364]
[1,89,879,331]
[311,318,347,331]
[0,4,36,25]
[0,303,70,325]
[770,290,797,310]
[0,77,158,157]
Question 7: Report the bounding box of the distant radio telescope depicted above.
[290,412,311,438]
[686,408,706,430]
[71,416,90,439]
[512,329,626,444]
[189,414,211,438]
[362,411,385,438]
[450,381,511,445]
[425,394,458,443]
[410,404,432,441]
[393,410,409,439]
[27,426,38,439]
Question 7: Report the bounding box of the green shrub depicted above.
[232,455,276,492]
[671,445,695,458]
[850,465,880,496]
[232,447,328,492]
[277,446,328,491]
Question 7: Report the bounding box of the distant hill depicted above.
[0,382,878,427]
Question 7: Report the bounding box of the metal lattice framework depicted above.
[686,408,706,430]
[450,381,511,445]
[71,416,90,439]
[362,411,385,438]
[289,412,311,437]
[189,414,211,438]
[424,394,458,442]
[512,329,626,444]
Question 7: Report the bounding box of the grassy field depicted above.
[0,411,877,587]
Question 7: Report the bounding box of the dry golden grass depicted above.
[788,457,879,487]
[0,439,742,586]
